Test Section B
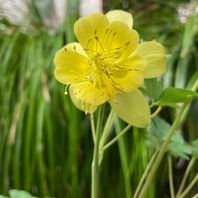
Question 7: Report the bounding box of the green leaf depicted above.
[144,79,164,100]
[9,190,37,198]
[191,139,198,158]
[0,196,8,198]
[169,135,192,160]
[147,116,192,159]
[147,116,171,149]
[149,116,170,138]
[158,87,198,107]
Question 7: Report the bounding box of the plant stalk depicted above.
[133,149,158,198]
[168,156,175,198]
[176,157,196,197]
[91,105,105,198]
[137,78,198,198]
[178,173,198,198]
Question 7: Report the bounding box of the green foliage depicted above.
[9,190,37,198]
[147,116,193,159]
[0,0,198,197]
[144,78,164,101]
[157,87,198,107]
[169,135,192,160]
[191,140,198,158]
[0,190,37,198]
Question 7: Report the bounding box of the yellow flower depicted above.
[54,10,166,127]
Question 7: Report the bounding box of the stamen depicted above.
[64,85,69,95]
[73,46,76,52]
[102,28,113,49]
[94,36,105,52]
[107,31,117,50]
[111,96,118,104]
[125,41,130,46]
[87,38,94,53]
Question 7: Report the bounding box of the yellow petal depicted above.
[54,43,89,84]
[110,90,150,128]
[74,13,109,50]
[65,42,88,56]
[133,41,166,78]
[104,21,139,61]
[69,86,97,114]
[70,81,112,106]
[106,10,133,29]
[111,55,146,92]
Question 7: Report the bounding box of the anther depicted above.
[94,30,97,35]
[64,48,67,51]
[125,41,130,46]
[73,46,76,51]
[64,85,69,95]
[87,38,92,44]
[95,36,99,41]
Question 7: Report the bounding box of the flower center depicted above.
[83,28,133,99]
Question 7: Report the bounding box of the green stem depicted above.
[179,173,198,198]
[102,124,131,152]
[91,105,105,198]
[137,78,198,198]
[176,157,196,197]
[133,149,158,198]
[90,114,96,144]
[99,110,116,163]
[99,110,116,149]
[151,106,162,118]
[191,78,198,91]
[168,156,175,198]
[192,193,198,198]
[138,103,187,198]
[115,120,131,198]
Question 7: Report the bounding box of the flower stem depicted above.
[115,120,132,198]
[137,78,198,198]
[99,110,116,164]
[178,173,198,198]
[133,149,158,198]
[138,102,188,198]
[151,106,162,118]
[102,124,131,152]
[90,114,96,144]
[192,193,198,198]
[91,105,105,198]
[176,157,196,197]
[168,156,175,198]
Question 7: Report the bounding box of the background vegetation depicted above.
[0,0,198,197]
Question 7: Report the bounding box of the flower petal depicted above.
[133,41,166,78]
[111,55,147,92]
[65,42,88,56]
[74,13,109,50]
[106,10,133,29]
[104,21,139,61]
[54,43,89,84]
[110,90,150,128]
[70,81,114,106]
[69,86,97,113]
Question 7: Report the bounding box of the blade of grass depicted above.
[115,119,132,198]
